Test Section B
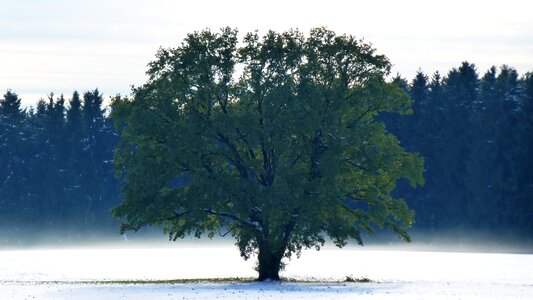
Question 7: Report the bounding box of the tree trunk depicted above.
[256,220,297,281]
[257,241,283,281]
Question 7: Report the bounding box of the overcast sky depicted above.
[1,0,532,107]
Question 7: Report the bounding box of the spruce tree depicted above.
[390,71,431,228]
[421,71,448,228]
[493,66,520,227]
[441,62,479,227]
[466,66,500,228]
[65,91,85,225]
[0,91,27,224]
[513,72,533,231]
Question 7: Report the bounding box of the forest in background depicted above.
[0,90,121,242]
[0,61,532,244]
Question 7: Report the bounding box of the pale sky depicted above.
[1,0,532,107]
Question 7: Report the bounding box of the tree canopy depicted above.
[111,27,423,280]
[111,27,424,280]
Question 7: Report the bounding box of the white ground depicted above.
[1,244,532,299]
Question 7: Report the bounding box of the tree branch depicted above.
[347,106,375,129]
[235,128,257,160]
[291,152,303,168]
[216,132,249,179]
[165,210,189,222]
[344,159,371,172]
[203,208,261,231]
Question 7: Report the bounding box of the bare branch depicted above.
[219,227,232,237]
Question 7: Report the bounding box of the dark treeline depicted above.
[0,61,532,242]
[383,62,533,236]
[0,89,120,240]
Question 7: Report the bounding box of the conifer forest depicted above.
[1,62,532,243]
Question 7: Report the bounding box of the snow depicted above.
[0,245,532,299]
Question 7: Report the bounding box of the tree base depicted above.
[257,274,281,282]
[257,249,282,281]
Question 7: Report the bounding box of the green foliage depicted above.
[111,28,424,279]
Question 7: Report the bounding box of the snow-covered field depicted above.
[1,244,532,299]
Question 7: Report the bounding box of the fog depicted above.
[136,233,518,254]
[1,244,531,282]
[1,227,532,254]
[1,228,532,299]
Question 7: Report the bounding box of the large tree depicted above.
[111,28,424,281]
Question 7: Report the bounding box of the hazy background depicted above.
[1,0,532,107]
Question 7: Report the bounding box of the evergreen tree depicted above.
[409,71,431,153]
[80,89,120,226]
[466,66,499,228]
[493,66,520,227]
[423,71,450,228]
[47,93,69,224]
[403,71,431,227]
[0,91,27,224]
[25,99,50,222]
[81,89,105,222]
[65,91,85,224]
[513,72,533,231]
[440,62,479,227]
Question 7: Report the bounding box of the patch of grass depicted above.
[86,277,257,285]
[11,276,375,286]
[278,276,374,284]
[16,277,256,286]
